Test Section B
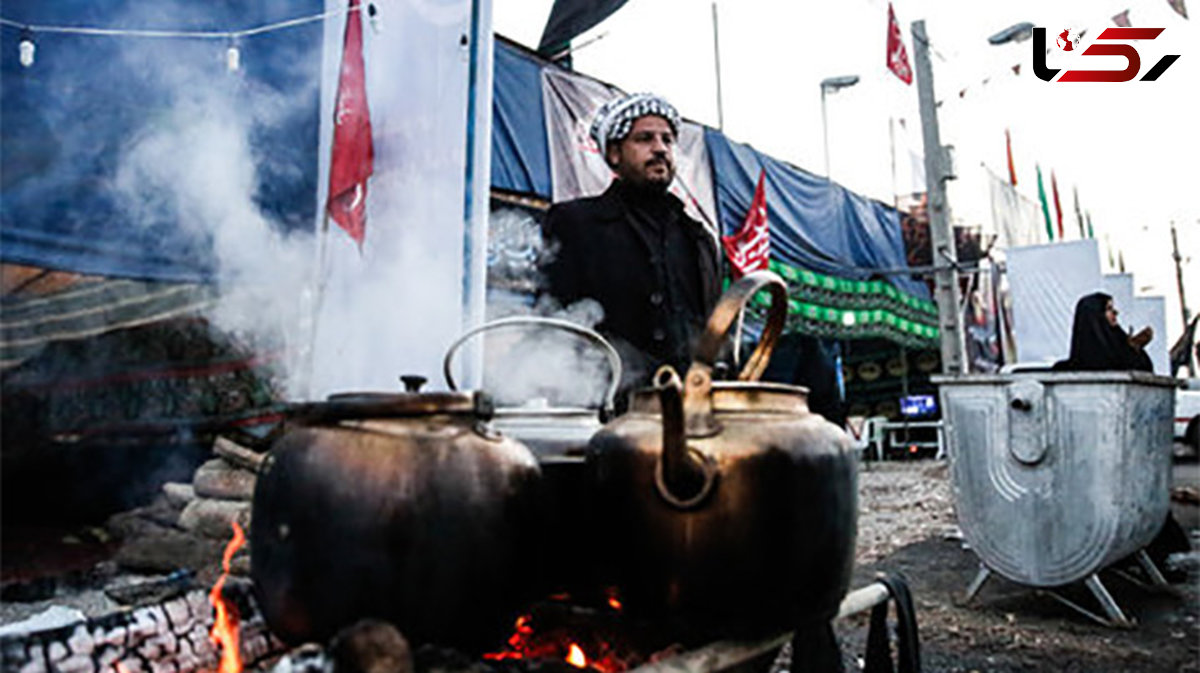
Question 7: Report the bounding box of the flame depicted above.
[605,587,622,612]
[209,520,247,673]
[115,664,130,673]
[566,643,588,668]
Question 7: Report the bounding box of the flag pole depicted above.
[711,1,725,130]
[302,211,333,400]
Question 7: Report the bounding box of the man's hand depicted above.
[1129,326,1154,349]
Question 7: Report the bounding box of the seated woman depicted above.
[1055,291,1189,577]
[1053,292,1153,372]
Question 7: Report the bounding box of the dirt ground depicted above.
[835,460,1200,673]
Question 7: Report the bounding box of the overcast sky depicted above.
[493,0,1199,341]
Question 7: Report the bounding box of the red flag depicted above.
[1112,10,1131,27]
[1005,129,1017,186]
[327,0,374,247]
[886,3,913,85]
[1051,171,1064,239]
[722,170,771,279]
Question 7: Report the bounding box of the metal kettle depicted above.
[250,382,542,652]
[585,270,859,638]
[443,316,621,595]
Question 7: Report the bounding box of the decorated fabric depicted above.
[587,92,681,157]
[738,259,940,348]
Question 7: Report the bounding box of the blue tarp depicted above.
[491,40,551,197]
[0,1,322,282]
[705,129,929,299]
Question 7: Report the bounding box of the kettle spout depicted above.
[654,367,718,509]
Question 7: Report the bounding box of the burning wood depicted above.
[214,436,267,473]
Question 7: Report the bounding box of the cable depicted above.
[0,5,359,41]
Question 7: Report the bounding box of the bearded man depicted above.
[541,93,720,397]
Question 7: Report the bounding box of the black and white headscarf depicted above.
[589,93,681,156]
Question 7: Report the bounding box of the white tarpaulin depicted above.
[1006,239,1103,364]
[542,68,718,234]
[988,169,1046,249]
[1131,296,1170,374]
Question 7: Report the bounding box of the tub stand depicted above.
[961,559,1165,629]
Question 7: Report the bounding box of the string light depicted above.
[226,37,240,72]
[0,5,362,70]
[18,27,34,67]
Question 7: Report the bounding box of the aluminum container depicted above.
[932,371,1177,587]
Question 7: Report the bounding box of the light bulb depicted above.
[226,44,240,72]
[19,37,35,68]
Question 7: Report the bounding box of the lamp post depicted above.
[820,75,860,181]
[988,22,1034,45]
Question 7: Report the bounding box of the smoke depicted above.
[104,6,322,398]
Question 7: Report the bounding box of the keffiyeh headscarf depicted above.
[589,93,681,156]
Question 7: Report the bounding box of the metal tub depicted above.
[933,371,1176,588]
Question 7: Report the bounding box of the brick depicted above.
[100,626,127,648]
[56,655,95,673]
[163,600,191,634]
[67,625,95,656]
[18,659,47,673]
[47,642,68,663]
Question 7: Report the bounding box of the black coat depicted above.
[541,181,721,390]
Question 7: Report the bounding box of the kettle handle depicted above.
[442,316,623,416]
[693,270,789,382]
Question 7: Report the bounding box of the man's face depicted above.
[606,115,676,190]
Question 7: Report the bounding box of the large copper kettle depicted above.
[585,271,858,638]
[250,384,542,651]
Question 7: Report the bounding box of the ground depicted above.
[836,460,1200,673]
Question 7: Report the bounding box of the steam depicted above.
[479,207,618,410]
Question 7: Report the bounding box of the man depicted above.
[541,93,720,397]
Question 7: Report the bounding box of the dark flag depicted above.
[327,0,374,247]
[538,0,630,56]
[1171,316,1199,375]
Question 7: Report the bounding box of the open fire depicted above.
[481,589,665,673]
[209,521,247,673]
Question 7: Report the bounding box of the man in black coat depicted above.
[541,93,720,399]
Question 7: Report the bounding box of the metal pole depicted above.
[821,85,831,180]
[888,116,899,208]
[1171,220,1195,376]
[912,20,966,375]
[711,1,724,130]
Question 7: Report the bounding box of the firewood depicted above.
[194,459,256,501]
[213,436,266,473]
[177,498,251,539]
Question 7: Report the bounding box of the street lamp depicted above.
[820,75,860,181]
[988,22,1034,45]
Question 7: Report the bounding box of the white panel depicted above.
[1101,274,1134,331]
[1006,240,1103,365]
[1131,296,1170,375]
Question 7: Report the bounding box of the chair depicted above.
[847,415,889,461]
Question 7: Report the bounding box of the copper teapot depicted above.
[585,271,858,638]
